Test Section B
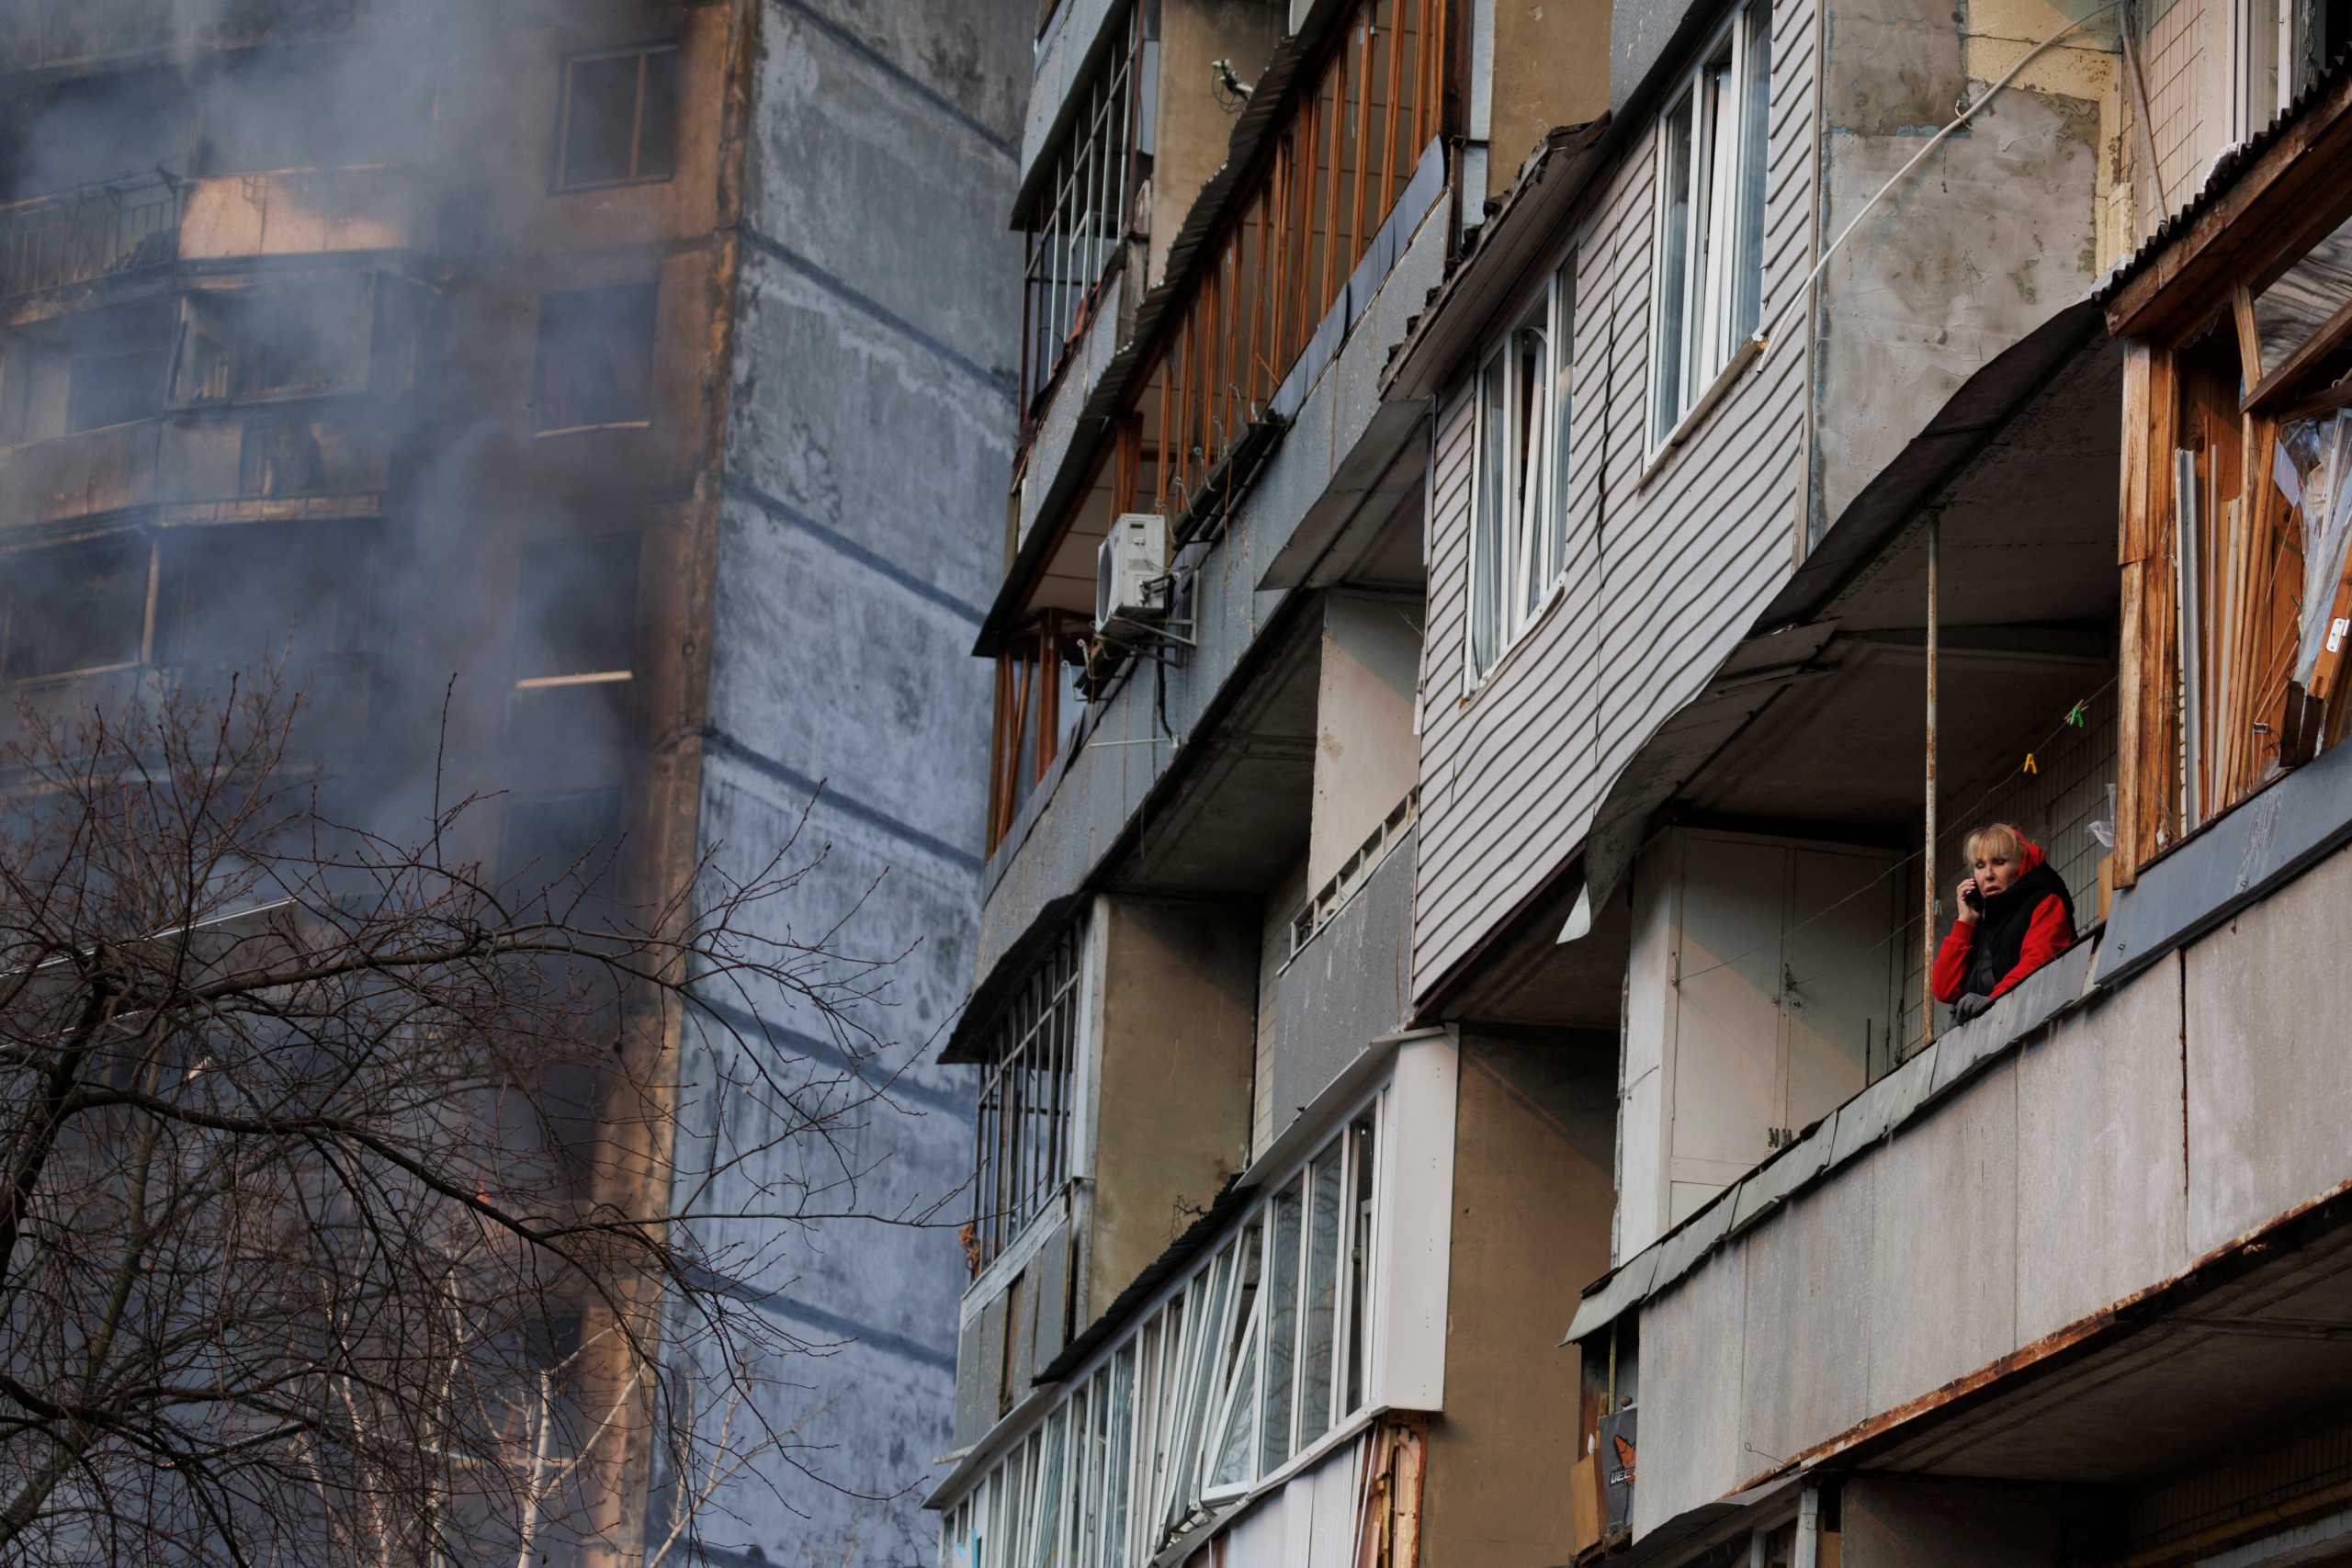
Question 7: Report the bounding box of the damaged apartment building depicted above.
[938,0,2352,1565]
[0,1,1026,1562]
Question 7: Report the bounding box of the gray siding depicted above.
[1411,0,1820,1002]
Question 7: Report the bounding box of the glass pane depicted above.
[1036,1407,1069,1568]
[1696,51,1737,379]
[1297,1138,1343,1445]
[1513,324,1549,620]
[1736,2,1772,340]
[561,53,639,186]
[1260,1179,1302,1473]
[1652,92,1696,439]
[1472,351,1508,674]
[1106,1342,1137,1565]
[1208,1327,1261,1489]
[1165,1245,1237,1529]
[638,48,682,180]
[1549,262,1577,586]
[1345,1111,1378,1415]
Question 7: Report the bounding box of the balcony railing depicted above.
[0,174,181,301]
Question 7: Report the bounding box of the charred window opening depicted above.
[0,70,188,203]
[179,286,368,407]
[1,533,152,682]
[65,343,163,433]
[196,43,431,176]
[500,786,627,927]
[532,283,658,433]
[514,532,640,688]
[556,43,681,190]
[157,523,368,674]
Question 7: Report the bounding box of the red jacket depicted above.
[1930,839,2075,1005]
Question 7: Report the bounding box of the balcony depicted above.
[0,0,357,73]
[0,175,179,302]
[1565,744,2352,1547]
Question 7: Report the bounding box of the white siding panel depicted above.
[1412,9,1819,1001]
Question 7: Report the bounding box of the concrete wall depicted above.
[1811,0,2121,536]
[686,1,1027,1562]
[1087,894,1261,1317]
[1309,592,1420,891]
[1147,0,1286,288]
[1627,840,2352,1538]
[1421,1032,1618,1568]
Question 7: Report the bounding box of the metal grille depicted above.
[972,920,1085,1268]
[0,174,180,301]
[1019,4,1142,416]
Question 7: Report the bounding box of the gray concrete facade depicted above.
[676,4,1028,1563]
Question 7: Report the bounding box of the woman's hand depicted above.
[1954,876,1981,922]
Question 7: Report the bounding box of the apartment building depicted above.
[0,2,1023,1561]
[944,0,2352,1562]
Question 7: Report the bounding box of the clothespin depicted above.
[2022,752,2040,775]
[2064,700,2088,728]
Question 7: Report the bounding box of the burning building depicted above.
[0,0,1027,1561]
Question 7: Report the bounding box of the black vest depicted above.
[1963,860,2076,999]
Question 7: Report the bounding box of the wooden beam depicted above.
[2233,283,2263,390]
[2245,289,2352,412]
[2106,63,2352,341]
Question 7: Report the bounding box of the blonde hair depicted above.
[1963,822,2028,866]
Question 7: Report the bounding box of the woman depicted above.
[1930,822,2075,1023]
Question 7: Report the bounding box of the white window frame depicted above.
[1646,0,1773,455]
[938,1082,1392,1568]
[1464,257,1577,685]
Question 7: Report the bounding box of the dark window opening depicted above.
[970,920,1084,1271]
[180,287,366,407]
[197,44,430,176]
[557,43,681,189]
[514,532,641,684]
[65,342,164,433]
[499,787,627,925]
[531,283,658,432]
[2,533,150,681]
[157,523,367,674]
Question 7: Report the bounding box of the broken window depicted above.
[1649,0,1771,447]
[65,341,164,434]
[1,533,151,682]
[196,44,430,176]
[176,285,374,407]
[156,523,368,674]
[970,919,1085,1269]
[499,786,626,924]
[531,282,658,433]
[556,42,682,190]
[513,532,640,687]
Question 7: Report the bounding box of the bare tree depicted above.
[0,673,948,1566]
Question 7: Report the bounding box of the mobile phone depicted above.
[1964,882,1984,912]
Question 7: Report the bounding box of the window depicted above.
[2,533,152,682]
[157,523,368,672]
[514,533,640,688]
[989,610,1086,851]
[499,787,627,925]
[1019,4,1147,413]
[65,341,164,433]
[971,921,1086,1269]
[944,1086,1389,1566]
[557,43,682,190]
[1648,0,1771,448]
[532,282,658,433]
[1467,260,1577,679]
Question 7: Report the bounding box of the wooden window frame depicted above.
[553,40,683,194]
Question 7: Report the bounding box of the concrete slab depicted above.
[2185,845,2352,1256]
[1738,1168,1874,1472]
[2014,960,2189,1344]
[1633,1245,1748,1538]
[1866,1062,2019,1416]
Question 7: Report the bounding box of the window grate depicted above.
[972,920,1085,1269]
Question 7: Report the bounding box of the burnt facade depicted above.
[0,1,1026,1562]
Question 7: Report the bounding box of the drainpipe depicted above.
[1923,513,1940,1050]
[1794,1485,1823,1568]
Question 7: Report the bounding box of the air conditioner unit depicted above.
[1095,512,1169,642]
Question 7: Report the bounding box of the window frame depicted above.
[552,40,684,193]
[969,919,1090,1270]
[0,531,158,684]
[942,1079,1392,1566]
[1645,0,1772,457]
[1464,257,1577,686]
